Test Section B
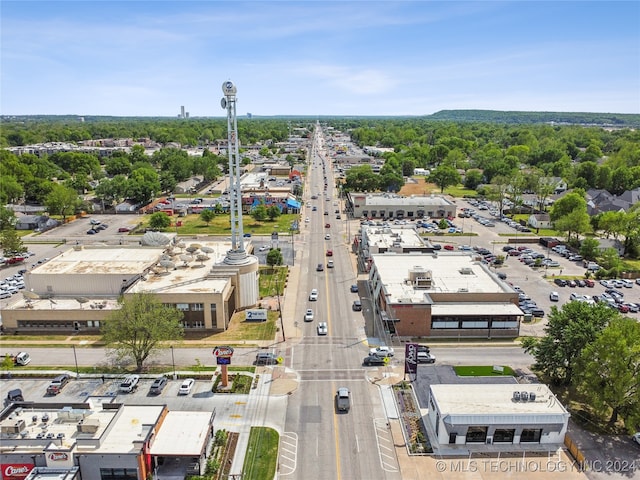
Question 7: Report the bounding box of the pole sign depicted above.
[213,346,234,366]
[405,343,418,376]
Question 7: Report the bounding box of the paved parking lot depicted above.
[439,199,640,337]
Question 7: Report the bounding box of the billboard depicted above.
[405,343,418,376]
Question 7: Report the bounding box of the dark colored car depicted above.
[150,376,168,395]
[363,356,386,366]
[7,388,24,402]
[350,284,358,293]
[554,278,567,287]
[352,300,362,311]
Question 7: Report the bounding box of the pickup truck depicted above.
[336,387,351,412]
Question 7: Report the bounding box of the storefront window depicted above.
[520,428,542,443]
[466,426,487,443]
[494,428,515,443]
[100,468,138,480]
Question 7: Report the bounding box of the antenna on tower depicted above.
[221,80,249,265]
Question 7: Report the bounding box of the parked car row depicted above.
[0,272,26,298]
[512,283,545,317]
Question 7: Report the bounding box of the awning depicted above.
[287,199,301,209]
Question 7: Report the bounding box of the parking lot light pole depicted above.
[170,346,176,379]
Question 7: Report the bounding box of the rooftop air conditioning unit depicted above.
[529,392,536,401]
[513,391,521,401]
[520,391,529,401]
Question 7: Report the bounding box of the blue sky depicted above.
[2,1,639,116]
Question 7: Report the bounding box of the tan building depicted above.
[369,252,521,338]
[0,238,259,334]
[348,192,456,220]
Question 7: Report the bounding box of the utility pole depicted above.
[276,276,286,342]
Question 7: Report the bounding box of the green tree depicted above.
[200,209,215,226]
[251,204,268,222]
[463,169,483,190]
[148,212,172,230]
[550,191,590,242]
[574,318,640,428]
[0,175,23,204]
[0,206,17,230]
[44,184,80,221]
[344,165,379,192]
[0,228,25,254]
[579,237,600,261]
[102,293,184,372]
[429,164,460,193]
[522,302,619,385]
[266,248,283,269]
[599,247,622,273]
[267,205,281,221]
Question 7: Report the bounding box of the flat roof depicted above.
[10,296,121,312]
[97,405,165,453]
[150,411,213,456]
[351,193,454,207]
[431,384,569,415]
[431,303,522,316]
[371,252,510,304]
[32,246,165,276]
[363,226,425,249]
[127,239,235,294]
[0,399,117,455]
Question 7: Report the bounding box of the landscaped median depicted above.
[242,426,279,479]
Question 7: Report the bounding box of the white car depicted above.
[0,290,11,299]
[304,309,314,322]
[258,246,268,252]
[309,289,318,301]
[327,260,334,268]
[324,234,331,240]
[317,322,328,335]
[178,378,195,395]
[305,217,310,223]
[369,346,395,357]
[633,432,640,445]
[549,291,559,302]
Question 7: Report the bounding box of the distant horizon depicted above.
[2,1,639,116]
[4,108,640,119]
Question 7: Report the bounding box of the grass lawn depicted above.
[208,310,278,342]
[140,213,300,236]
[259,266,288,298]
[454,365,515,376]
[243,426,279,480]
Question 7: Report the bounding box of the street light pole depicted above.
[276,277,286,342]
[72,346,79,378]
[170,346,176,379]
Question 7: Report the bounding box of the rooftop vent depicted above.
[408,266,432,289]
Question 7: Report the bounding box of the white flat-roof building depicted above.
[369,252,520,338]
[360,225,438,255]
[428,384,570,446]
[348,192,456,220]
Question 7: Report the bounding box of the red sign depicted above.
[1,465,34,480]
[47,452,68,461]
[213,346,234,357]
